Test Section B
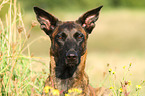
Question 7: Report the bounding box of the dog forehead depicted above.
[58,21,79,31]
[51,21,87,39]
[57,21,86,35]
[59,21,75,29]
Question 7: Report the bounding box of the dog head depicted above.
[34,6,102,78]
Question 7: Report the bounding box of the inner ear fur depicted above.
[34,7,59,35]
[76,6,103,34]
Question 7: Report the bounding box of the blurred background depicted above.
[1,0,145,93]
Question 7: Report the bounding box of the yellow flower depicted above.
[44,86,52,93]
[119,88,123,93]
[68,89,72,93]
[128,80,131,86]
[65,94,70,96]
[76,89,82,93]
[108,68,112,73]
[68,88,82,94]
[129,73,132,76]
[129,63,132,67]
[123,66,126,69]
[112,71,115,74]
[136,85,142,89]
[52,89,60,96]
[109,86,114,89]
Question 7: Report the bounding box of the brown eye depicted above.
[57,33,66,41]
[74,32,84,40]
[78,35,82,39]
[58,36,63,39]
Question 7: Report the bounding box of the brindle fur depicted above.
[34,6,111,96]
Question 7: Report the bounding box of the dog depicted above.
[34,6,111,96]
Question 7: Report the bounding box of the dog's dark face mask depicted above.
[50,22,87,79]
[34,6,102,79]
[54,22,86,67]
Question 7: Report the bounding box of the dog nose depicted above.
[66,50,78,60]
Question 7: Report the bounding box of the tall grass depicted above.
[0,0,145,96]
[105,63,145,96]
[0,0,47,95]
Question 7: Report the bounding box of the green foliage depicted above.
[18,0,145,12]
[102,63,145,96]
[0,0,145,96]
[0,0,47,95]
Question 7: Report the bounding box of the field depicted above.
[0,0,145,95]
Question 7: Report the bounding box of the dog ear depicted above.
[34,7,59,35]
[76,6,103,34]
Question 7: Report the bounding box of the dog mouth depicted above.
[55,49,80,79]
[65,58,79,67]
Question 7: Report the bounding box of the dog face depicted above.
[53,22,87,66]
[34,6,102,79]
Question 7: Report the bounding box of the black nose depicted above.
[66,50,78,60]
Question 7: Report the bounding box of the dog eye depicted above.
[74,32,83,40]
[57,33,66,40]
[58,36,63,39]
[78,35,83,39]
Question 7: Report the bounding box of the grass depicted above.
[0,0,48,95]
[106,63,145,96]
[0,0,145,96]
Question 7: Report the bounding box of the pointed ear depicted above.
[76,6,103,34]
[33,7,59,35]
